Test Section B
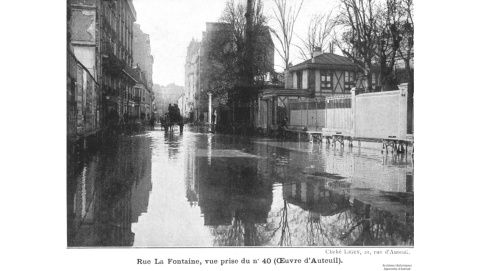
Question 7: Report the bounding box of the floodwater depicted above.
[67,125,413,247]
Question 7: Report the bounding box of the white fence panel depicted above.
[354,90,407,138]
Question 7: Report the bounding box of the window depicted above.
[297,71,303,89]
[372,73,378,86]
[320,70,332,89]
[302,70,308,89]
[344,71,355,91]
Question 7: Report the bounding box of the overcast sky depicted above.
[133,0,337,87]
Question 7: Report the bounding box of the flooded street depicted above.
[67,126,413,247]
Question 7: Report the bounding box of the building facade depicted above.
[132,22,155,122]
[133,23,154,90]
[130,67,154,122]
[184,39,201,121]
[256,50,381,132]
[69,0,138,129]
[284,50,370,98]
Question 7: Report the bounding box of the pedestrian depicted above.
[279,117,288,139]
[123,112,128,125]
[149,115,155,128]
[174,104,181,123]
[211,113,216,130]
[199,112,205,123]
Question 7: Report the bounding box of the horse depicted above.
[163,113,184,133]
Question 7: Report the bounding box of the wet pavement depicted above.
[67,125,413,247]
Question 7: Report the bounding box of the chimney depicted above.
[284,69,292,89]
[312,46,322,63]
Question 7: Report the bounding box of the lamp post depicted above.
[208,92,212,125]
[298,97,302,128]
[315,97,318,131]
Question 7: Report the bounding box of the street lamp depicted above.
[207,91,212,125]
[315,97,318,131]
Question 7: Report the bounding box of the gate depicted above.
[325,95,352,132]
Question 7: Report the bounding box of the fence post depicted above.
[351,88,357,136]
[398,87,408,138]
[306,101,309,129]
[351,89,356,136]
[300,99,302,127]
[315,100,318,131]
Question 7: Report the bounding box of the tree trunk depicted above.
[405,58,414,134]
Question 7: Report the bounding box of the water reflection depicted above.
[67,133,153,246]
[197,156,273,246]
[67,127,413,247]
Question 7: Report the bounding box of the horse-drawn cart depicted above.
[162,111,184,133]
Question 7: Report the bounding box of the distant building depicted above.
[130,67,154,121]
[153,84,163,116]
[133,23,154,90]
[185,22,274,124]
[132,23,155,121]
[153,83,184,116]
[184,39,201,120]
[177,93,186,119]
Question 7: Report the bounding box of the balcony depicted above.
[102,42,126,76]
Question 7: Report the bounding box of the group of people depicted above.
[197,112,216,124]
[107,108,156,128]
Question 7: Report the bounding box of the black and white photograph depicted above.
[5,0,483,270]
[66,0,414,247]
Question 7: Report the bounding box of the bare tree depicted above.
[396,0,413,79]
[335,0,380,91]
[205,0,273,103]
[397,0,413,132]
[375,0,403,90]
[270,0,305,69]
[296,11,336,61]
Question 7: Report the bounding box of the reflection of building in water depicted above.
[130,136,153,223]
[195,154,273,246]
[273,143,413,194]
[282,177,351,217]
[67,135,153,246]
[324,152,413,193]
[184,138,198,206]
[276,176,413,246]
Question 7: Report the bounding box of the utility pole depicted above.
[243,0,254,124]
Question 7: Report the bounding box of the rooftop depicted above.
[289,53,362,71]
